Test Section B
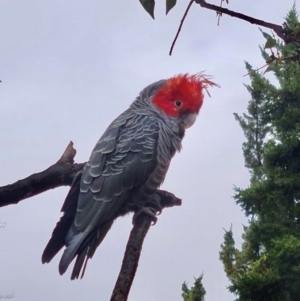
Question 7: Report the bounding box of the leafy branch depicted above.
[138,0,287,55]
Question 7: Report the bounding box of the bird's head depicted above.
[152,73,219,129]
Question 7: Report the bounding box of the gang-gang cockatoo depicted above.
[42,73,218,279]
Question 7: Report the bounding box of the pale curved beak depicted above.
[181,112,198,129]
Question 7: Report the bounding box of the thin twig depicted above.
[169,0,195,56]
[170,0,286,55]
[195,0,285,40]
[217,0,223,26]
[243,63,268,77]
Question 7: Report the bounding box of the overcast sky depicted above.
[0,1,294,300]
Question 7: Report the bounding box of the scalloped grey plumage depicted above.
[42,79,187,279]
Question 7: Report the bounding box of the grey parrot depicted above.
[41,73,217,279]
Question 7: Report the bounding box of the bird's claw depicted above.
[132,207,158,226]
[155,208,162,216]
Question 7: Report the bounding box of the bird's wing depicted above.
[75,112,159,232]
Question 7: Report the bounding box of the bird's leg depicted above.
[132,193,163,226]
[145,193,163,215]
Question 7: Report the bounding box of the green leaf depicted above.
[166,0,176,15]
[264,36,276,49]
[139,0,155,19]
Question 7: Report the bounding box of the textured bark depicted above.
[0,142,85,207]
[110,191,182,301]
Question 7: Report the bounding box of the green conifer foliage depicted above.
[220,6,300,301]
[182,275,206,301]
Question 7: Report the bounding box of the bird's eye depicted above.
[174,100,182,108]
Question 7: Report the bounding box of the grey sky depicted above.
[0,1,294,300]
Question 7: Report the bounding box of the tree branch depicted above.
[195,0,285,40]
[0,142,85,207]
[1,141,183,300]
[110,190,182,301]
[169,0,286,55]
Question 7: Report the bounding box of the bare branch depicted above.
[195,0,285,40]
[0,142,85,208]
[57,141,77,164]
[110,190,182,301]
[0,140,182,300]
[170,0,286,55]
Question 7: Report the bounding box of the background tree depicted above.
[182,274,206,301]
[220,7,300,301]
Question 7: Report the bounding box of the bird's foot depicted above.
[145,194,163,215]
[132,207,158,226]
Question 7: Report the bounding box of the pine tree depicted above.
[220,6,300,301]
[181,274,206,301]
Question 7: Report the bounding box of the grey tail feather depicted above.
[59,232,86,276]
[65,219,115,280]
[80,253,90,279]
[71,244,90,280]
[42,170,82,264]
